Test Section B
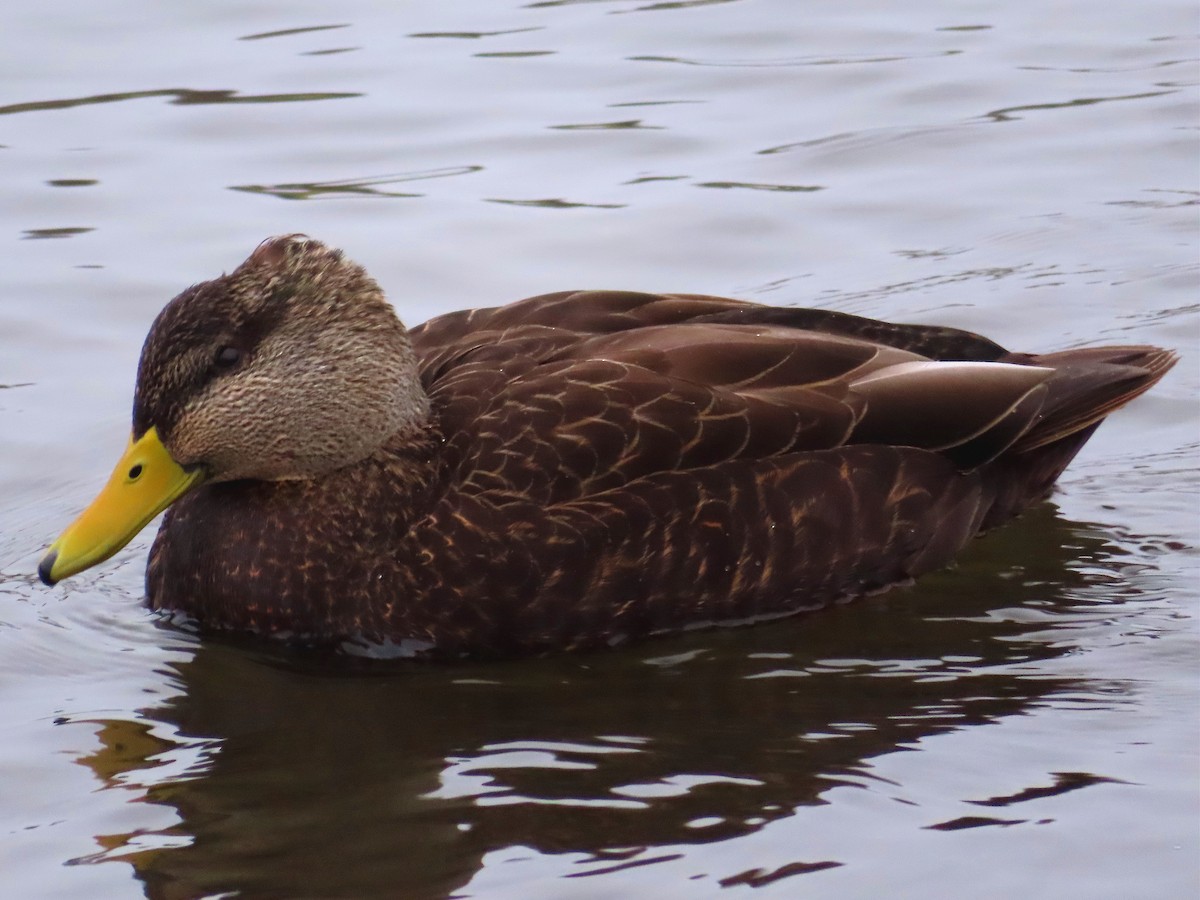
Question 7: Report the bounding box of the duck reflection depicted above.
[77,504,1135,900]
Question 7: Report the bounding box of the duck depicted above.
[38,235,1177,657]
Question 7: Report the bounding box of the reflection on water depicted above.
[232,166,484,201]
[22,226,96,240]
[695,180,823,192]
[65,506,1159,898]
[0,88,361,117]
[239,24,352,42]
[1,0,1195,896]
[982,90,1177,123]
[628,51,963,67]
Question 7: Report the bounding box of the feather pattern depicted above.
[121,248,1178,656]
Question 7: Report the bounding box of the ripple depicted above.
[300,47,360,57]
[474,50,557,59]
[238,24,350,41]
[0,88,361,118]
[926,815,1028,831]
[486,197,626,209]
[22,226,94,240]
[630,50,961,68]
[966,772,1128,808]
[719,860,844,887]
[695,180,823,193]
[551,119,663,130]
[982,89,1178,123]
[231,166,484,201]
[409,27,545,39]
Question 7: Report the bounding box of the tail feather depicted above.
[1007,346,1178,452]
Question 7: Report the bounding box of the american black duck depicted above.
[39,236,1177,656]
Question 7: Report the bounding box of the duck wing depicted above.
[411,289,1011,375]
[411,292,1092,504]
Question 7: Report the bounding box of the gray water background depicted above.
[0,1,1197,898]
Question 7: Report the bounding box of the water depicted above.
[1,1,1197,897]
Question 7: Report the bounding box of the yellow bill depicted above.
[38,427,205,585]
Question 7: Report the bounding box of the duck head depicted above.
[38,235,429,585]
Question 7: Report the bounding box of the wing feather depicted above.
[412,292,1176,508]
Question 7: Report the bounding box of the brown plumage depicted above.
[49,236,1179,656]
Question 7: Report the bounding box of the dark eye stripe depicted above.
[133,277,292,439]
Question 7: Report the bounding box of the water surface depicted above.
[1,1,1197,898]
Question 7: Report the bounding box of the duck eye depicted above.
[214,345,242,368]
